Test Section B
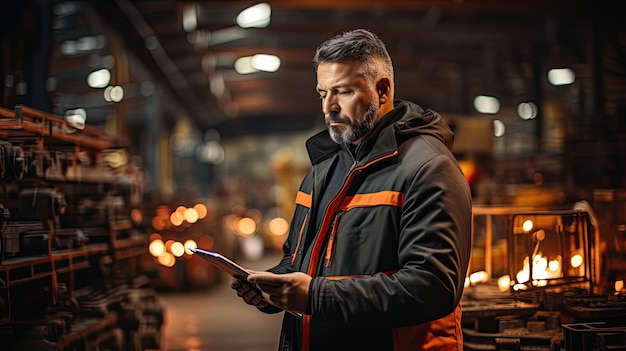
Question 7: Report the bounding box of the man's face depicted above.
[316,62,380,145]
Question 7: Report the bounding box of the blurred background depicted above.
[1,0,626,350]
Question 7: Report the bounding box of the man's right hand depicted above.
[231,275,270,309]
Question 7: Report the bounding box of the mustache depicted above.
[324,112,350,125]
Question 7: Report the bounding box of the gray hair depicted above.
[313,29,394,84]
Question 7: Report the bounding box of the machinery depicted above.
[463,202,626,351]
[0,105,163,350]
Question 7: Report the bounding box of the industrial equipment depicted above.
[0,105,164,350]
[463,203,626,350]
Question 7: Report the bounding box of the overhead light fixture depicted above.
[87,68,111,88]
[251,54,280,72]
[547,68,575,86]
[236,2,271,28]
[234,54,281,74]
[104,85,124,102]
[182,4,197,32]
[493,119,505,137]
[234,56,256,74]
[61,36,106,55]
[64,108,87,131]
[517,102,538,120]
[473,95,500,114]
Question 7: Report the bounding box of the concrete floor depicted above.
[157,255,284,351]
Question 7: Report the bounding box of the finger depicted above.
[264,291,287,310]
[248,272,285,286]
[235,283,252,297]
[242,289,260,304]
[241,287,271,308]
[231,277,245,289]
[256,281,281,292]
[259,290,279,307]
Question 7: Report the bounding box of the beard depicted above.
[325,98,379,145]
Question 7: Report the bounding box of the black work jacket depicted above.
[266,100,472,351]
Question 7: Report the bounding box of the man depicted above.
[232,29,472,351]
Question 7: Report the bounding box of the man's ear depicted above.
[376,78,391,105]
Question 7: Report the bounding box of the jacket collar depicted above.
[305,100,454,166]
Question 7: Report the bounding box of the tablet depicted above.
[190,248,250,278]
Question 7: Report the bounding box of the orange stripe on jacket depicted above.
[340,190,405,211]
[295,191,312,208]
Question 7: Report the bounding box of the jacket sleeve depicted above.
[309,153,472,327]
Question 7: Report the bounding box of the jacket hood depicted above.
[392,100,455,150]
[306,100,455,165]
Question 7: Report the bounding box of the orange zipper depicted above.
[290,212,308,264]
[325,211,343,267]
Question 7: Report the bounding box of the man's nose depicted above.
[321,94,339,115]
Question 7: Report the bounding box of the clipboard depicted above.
[189,247,250,278]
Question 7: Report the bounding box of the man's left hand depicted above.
[247,272,312,315]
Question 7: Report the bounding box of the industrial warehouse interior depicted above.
[1,0,625,350]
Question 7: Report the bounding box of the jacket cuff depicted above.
[257,304,283,314]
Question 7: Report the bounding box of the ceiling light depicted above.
[234,56,257,74]
[547,68,575,86]
[517,102,538,120]
[64,108,87,131]
[104,85,124,102]
[182,4,197,32]
[236,3,271,28]
[87,68,111,88]
[473,95,500,114]
[493,120,505,137]
[251,54,280,72]
[234,54,281,74]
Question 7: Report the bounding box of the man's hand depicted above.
[247,272,312,315]
[231,270,270,309]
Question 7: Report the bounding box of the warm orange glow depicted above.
[149,239,165,257]
[458,160,478,186]
[170,211,184,226]
[156,205,170,217]
[184,240,197,254]
[516,252,561,286]
[171,241,185,257]
[157,252,176,267]
[130,208,143,225]
[149,232,162,242]
[513,283,528,291]
[152,216,167,230]
[268,217,289,236]
[237,217,256,236]
[616,280,624,292]
[246,208,263,223]
[469,270,489,285]
[184,336,202,350]
[165,240,175,252]
[193,203,208,219]
[571,254,583,268]
[223,214,239,231]
[497,275,511,292]
[184,208,199,223]
[198,235,214,249]
[522,220,534,232]
[548,260,560,271]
